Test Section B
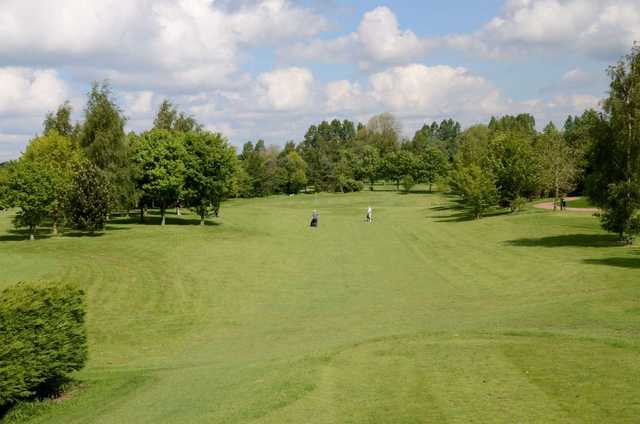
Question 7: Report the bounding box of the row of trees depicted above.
[0,85,238,239]
[238,114,450,197]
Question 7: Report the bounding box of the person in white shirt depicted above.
[366,206,373,223]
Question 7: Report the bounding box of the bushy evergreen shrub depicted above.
[0,281,87,407]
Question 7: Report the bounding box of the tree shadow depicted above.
[110,215,220,226]
[62,231,107,238]
[583,257,640,269]
[431,203,512,222]
[398,189,437,195]
[506,234,620,248]
[0,228,53,241]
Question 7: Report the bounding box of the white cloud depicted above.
[325,64,507,121]
[0,68,69,117]
[258,67,314,111]
[449,0,640,60]
[286,6,435,69]
[0,0,327,91]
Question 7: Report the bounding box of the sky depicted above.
[1,0,639,161]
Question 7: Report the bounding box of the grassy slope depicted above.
[0,190,639,423]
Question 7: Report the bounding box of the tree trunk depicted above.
[429,182,433,193]
[29,225,35,240]
[200,214,205,226]
[396,180,400,191]
[52,220,58,236]
[176,206,181,216]
[140,206,145,223]
[160,205,166,226]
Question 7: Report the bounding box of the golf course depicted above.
[1,188,639,423]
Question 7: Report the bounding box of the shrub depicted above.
[401,175,415,192]
[0,282,87,407]
[344,179,364,193]
[510,196,527,213]
[335,178,363,193]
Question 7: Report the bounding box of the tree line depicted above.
[1,44,639,242]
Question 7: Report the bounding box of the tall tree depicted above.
[354,145,380,191]
[449,164,499,219]
[153,99,203,133]
[537,123,579,210]
[416,147,448,192]
[78,82,128,211]
[0,161,14,211]
[22,131,84,234]
[277,150,307,195]
[134,129,187,225]
[183,131,238,223]
[587,44,640,241]
[43,101,74,137]
[367,113,401,155]
[486,130,541,205]
[381,150,417,190]
[8,160,56,240]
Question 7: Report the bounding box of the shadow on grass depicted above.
[432,204,512,222]
[0,376,73,420]
[0,228,53,241]
[397,189,437,195]
[506,234,620,248]
[583,257,640,269]
[111,215,220,226]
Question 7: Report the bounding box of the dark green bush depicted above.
[0,281,87,407]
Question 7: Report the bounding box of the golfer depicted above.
[366,206,373,223]
[310,210,319,227]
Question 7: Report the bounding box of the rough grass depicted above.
[0,188,639,423]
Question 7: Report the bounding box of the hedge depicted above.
[0,281,87,407]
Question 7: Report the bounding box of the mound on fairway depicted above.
[0,190,639,423]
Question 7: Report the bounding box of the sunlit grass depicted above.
[1,188,638,423]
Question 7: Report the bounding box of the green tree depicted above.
[537,123,579,210]
[0,161,16,210]
[22,131,84,234]
[587,44,640,241]
[153,99,203,133]
[43,101,74,137]
[449,164,499,219]
[367,113,401,155]
[354,145,380,190]
[486,131,541,205]
[401,175,415,192]
[416,147,448,192]
[183,131,238,224]
[134,129,187,225]
[277,150,307,194]
[381,150,417,190]
[65,162,110,232]
[8,160,56,240]
[454,125,491,167]
[78,82,127,211]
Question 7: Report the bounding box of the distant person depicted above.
[310,210,319,227]
[561,197,566,210]
[366,206,373,223]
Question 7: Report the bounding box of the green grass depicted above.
[1,189,639,423]
[565,197,595,209]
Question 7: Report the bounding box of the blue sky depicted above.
[1,0,637,161]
